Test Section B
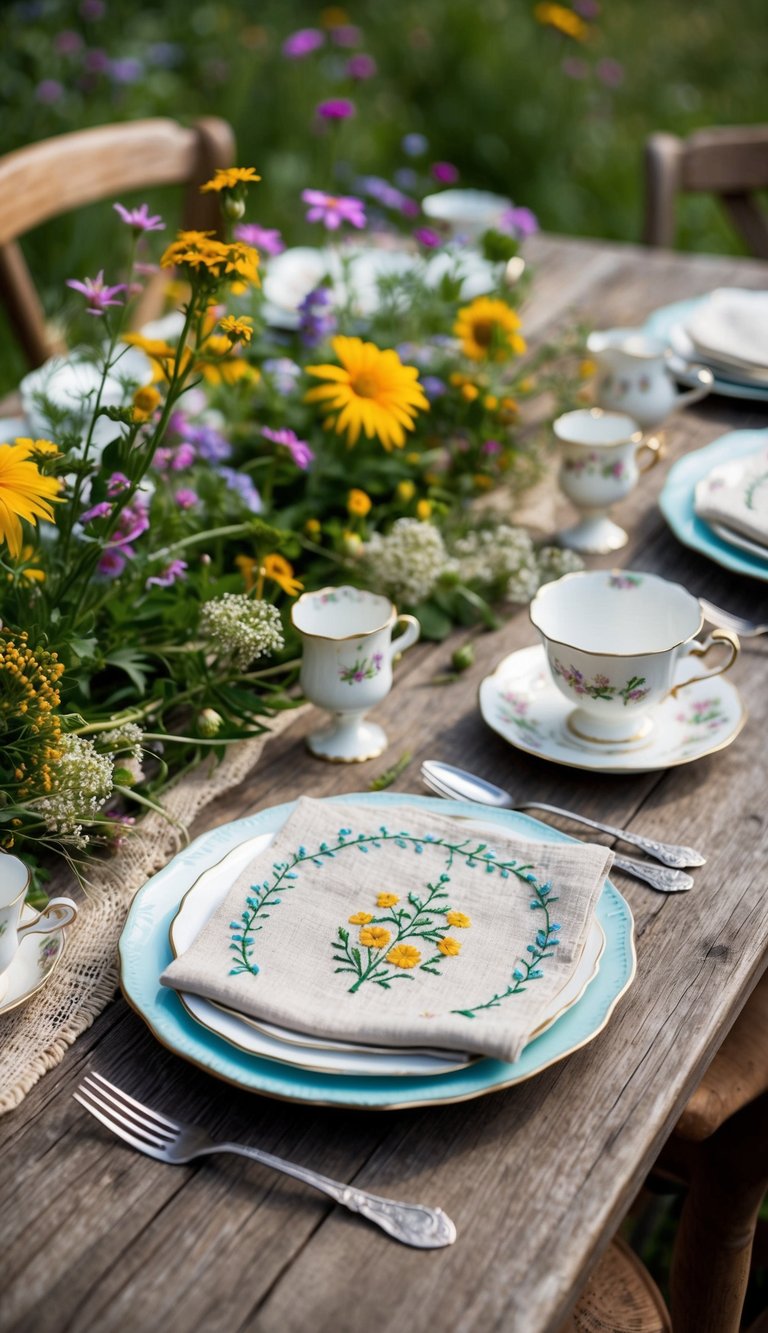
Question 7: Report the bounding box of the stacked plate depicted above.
[645,288,768,404]
[119,794,636,1110]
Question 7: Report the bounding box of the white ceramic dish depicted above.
[0,904,69,1016]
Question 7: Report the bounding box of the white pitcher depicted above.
[587,328,712,429]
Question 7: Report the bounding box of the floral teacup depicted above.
[554,408,663,554]
[291,586,420,762]
[0,853,77,1002]
[529,569,739,745]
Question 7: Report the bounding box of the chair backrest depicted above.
[642,126,768,258]
[0,116,236,368]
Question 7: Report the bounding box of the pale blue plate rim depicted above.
[118,793,636,1110]
[658,426,768,581]
[644,296,768,402]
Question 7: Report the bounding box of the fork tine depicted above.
[73,1090,168,1160]
[82,1074,176,1142]
[77,1082,172,1148]
[88,1069,180,1132]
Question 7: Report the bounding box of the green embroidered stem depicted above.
[451,876,560,1018]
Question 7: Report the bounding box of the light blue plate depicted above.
[645,297,768,403]
[659,427,768,582]
[119,794,635,1110]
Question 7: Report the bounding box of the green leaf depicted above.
[415,602,453,641]
[103,647,152,694]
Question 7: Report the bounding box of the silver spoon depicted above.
[421,761,700,892]
[699,598,768,638]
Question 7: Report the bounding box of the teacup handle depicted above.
[671,364,714,413]
[636,434,664,474]
[389,614,421,664]
[669,627,739,698]
[17,896,78,939]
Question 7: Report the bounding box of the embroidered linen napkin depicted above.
[694,444,768,549]
[685,288,768,370]
[161,798,613,1064]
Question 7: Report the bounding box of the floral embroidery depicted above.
[333,874,470,992]
[552,658,650,705]
[359,924,391,949]
[377,892,399,908]
[348,911,373,925]
[446,910,471,928]
[564,451,625,480]
[387,943,421,969]
[744,469,768,511]
[437,937,461,956]
[338,648,384,684]
[452,875,560,1019]
[608,573,642,589]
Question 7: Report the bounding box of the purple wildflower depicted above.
[234,222,284,255]
[218,467,262,513]
[113,202,165,233]
[36,79,64,104]
[422,376,447,400]
[66,270,126,316]
[316,98,356,122]
[84,48,110,72]
[297,286,337,347]
[109,56,143,84]
[500,205,539,239]
[107,471,130,496]
[172,442,196,471]
[146,559,188,589]
[98,549,127,578]
[346,54,376,80]
[302,189,366,230]
[152,447,174,472]
[402,133,428,157]
[183,421,232,464]
[262,426,315,470]
[81,500,112,523]
[413,226,442,249]
[482,440,502,456]
[147,41,181,68]
[282,28,324,58]
[330,24,361,47]
[109,500,149,548]
[175,488,199,510]
[263,358,301,394]
[597,57,625,87]
[54,30,83,55]
[431,161,460,184]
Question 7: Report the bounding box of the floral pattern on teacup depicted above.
[338,649,384,684]
[608,573,642,590]
[677,696,729,749]
[499,689,545,748]
[39,936,61,973]
[564,451,626,480]
[552,659,650,706]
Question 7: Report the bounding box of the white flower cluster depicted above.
[358,518,449,606]
[535,544,584,586]
[448,525,540,602]
[200,594,285,670]
[98,722,143,762]
[36,734,114,846]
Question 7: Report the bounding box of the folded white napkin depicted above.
[694,444,768,549]
[162,798,613,1065]
[686,289,768,371]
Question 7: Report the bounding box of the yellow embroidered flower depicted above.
[305,336,429,451]
[534,2,589,41]
[454,297,526,362]
[347,488,372,517]
[416,499,432,520]
[349,912,373,925]
[200,167,261,194]
[446,911,471,928]
[396,480,415,503]
[0,441,62,558]
[359,925,391,949]
[220,315,254,345]
[386,943,421,969]
[376,893,399,908]
[132,384,162,421]
[437,937,461,957]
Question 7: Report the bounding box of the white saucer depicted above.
[479,644,746,773]
[0,904,69,1016]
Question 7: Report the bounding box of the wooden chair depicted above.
[0,116,236,368]
[643,125,768,257]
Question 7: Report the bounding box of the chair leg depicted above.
[671,1091,768,1333]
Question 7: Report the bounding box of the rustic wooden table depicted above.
[2,235,768,1333]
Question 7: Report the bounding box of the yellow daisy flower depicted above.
[534,2,589,41]
[305,336,429,451]
[359,925,391,949]
[349,912,373,925]
[437,937,461,957]
[220,315,254,345]
[376,893,399,908]
[132,384,162,421]
[446,911,472,928]
[0,441,62,558]
[261,553,303,597]
[396,480,415,502]
[15,438,60,458]
[347,488,372,517]
[14,545,45,583]
[454,297,526,362]
[416,499,432,520]
[200,167,261,194]
[386,943,421,969]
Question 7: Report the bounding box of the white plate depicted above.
[169,828,605,1076]
[685,288,768,372]
[708,521,768,563]
[480,644,746,774]
[645,298,768,403]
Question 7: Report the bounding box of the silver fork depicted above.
[699,598,768,638]
[420,761,697,892]
[74,1071,456,1249]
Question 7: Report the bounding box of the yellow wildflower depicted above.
[0,441,62,558]
[449,372,467,387]
[15,544,45,583]
[305,517,321,537]
[262,553,303,597]
[347,488,372,517]
[534,3,589,41]
[386,943,421,969]
[16,438,60,458]
[579,358,597,379]
[349,912,373,925]
[132,384,162,421]
[396,480,415,503]
[376,893,399,908]
[446,910,471,928]
[455,297,526,362]
[416,499,432,520]
[220,315,254,345]
[306,336,428,451]
[437,937,461,957]
[484,395,498,411]
[359,925,391,949]
[160,232,260,288]
[405,451,421,465]
[473,474,493,491]
[200,167,261,194]
[461,383,479,402]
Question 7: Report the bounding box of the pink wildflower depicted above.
[175,488,199,510]
[262,426,315,470]
[113,202,165,233]
[234,223,284,255]
[282,28,324,58]
[66,270,126,316]
[431,162,459,184]
[316,98,356,121]
[302,189,366,230]
[146,559,188,588]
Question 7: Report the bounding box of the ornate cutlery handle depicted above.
[217,1143,457,1248]
[519,802,705,868]
[613,855,693,893]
